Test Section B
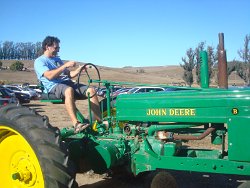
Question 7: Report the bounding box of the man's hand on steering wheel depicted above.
[77,63,101,98]
[76,65,85,74]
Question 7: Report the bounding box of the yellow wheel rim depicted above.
[0,125,45,188]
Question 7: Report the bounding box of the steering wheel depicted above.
[77,63,101,98]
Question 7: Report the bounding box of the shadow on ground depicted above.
[23,103,46,113]
[78,170,250,188]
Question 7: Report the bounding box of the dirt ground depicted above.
[22,100,249,188]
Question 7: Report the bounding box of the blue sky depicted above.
[1,0,249,67]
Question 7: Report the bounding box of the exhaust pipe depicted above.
[218,33,228,89]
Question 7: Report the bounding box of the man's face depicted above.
[46,42,60,57]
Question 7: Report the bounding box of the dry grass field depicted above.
[0,59,245,86]
[0,60,184,85]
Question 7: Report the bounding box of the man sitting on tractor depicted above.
[34,36,102,133]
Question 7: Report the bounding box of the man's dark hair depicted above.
[42,36,60,51]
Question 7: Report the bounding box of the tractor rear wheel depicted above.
[0,104,77,188]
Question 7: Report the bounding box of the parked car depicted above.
[27,84,42,94]
[97,88,106,97]
[111,87,132,97]
[3,87,30,104]
[4,85,38,99]
[127,86,165,94]
[0,87,18,106]
[163,87,196,92]
[97,86,123,97]
[229,86,250,90]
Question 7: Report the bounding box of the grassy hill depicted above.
[0,60,245,86]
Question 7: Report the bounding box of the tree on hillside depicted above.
[0,61,2,69]
[227,60,237,75]
[0,40,42,60]
[35,42,43,57]
[195,42,206,84]
[181,42,218,86]
[10,61,24,71]
[1,41,14,59]
[237,34,250,85]
[207,45,217,81]
[194,43,217,84]
[180,48,195,86]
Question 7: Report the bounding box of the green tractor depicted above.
[1,34,250,188]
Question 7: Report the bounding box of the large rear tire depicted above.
[0,104,77,188]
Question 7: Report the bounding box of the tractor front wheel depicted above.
[0,104,77,188]
[142,170,178,188]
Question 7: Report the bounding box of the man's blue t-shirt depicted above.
[34,55,70,93]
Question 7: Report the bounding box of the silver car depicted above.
[127,86,165,94]
[4,85,37,99]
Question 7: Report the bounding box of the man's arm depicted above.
[43,61,76,80]
[69,65,85,78]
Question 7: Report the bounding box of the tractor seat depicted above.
[40,92,64,104]
[41,93,60,100]
[39,82,64,103]
[39,82,86,103]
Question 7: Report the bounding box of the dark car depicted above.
[3,87,30,104]
[98,87,123,97]
[4,85,37,99]
[0,99,9,106]
[0,87,18,106]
